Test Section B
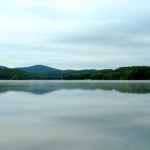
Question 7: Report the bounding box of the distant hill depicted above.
[0,66,8,69]
[16,65,63,74]
[0,65,150,80]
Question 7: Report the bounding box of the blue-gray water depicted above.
[0,81,150,150]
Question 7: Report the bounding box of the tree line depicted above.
[0,66,149,80]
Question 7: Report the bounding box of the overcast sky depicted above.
[0,0,150,69]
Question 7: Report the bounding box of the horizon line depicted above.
[0,64,149,71]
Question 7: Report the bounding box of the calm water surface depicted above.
[0,81,150,150]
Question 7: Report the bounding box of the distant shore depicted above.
[0,65,150,80]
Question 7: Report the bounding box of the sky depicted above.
[0,0,150,69]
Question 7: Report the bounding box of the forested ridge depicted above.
[63,66,150,80]
[0,66,149,80]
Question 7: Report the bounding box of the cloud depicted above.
[0,0,149,69]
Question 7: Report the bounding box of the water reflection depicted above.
[0,81,150,150]
[0,80,150,94]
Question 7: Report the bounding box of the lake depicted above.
[0,80,150,150]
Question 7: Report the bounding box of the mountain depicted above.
[0,65,150,80]
[0,66,8,69]
[16,65,63,74]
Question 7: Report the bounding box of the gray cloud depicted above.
[0,0,149,69]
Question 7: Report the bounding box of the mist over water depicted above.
[0,80,150,94]
[0,81,150,150]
